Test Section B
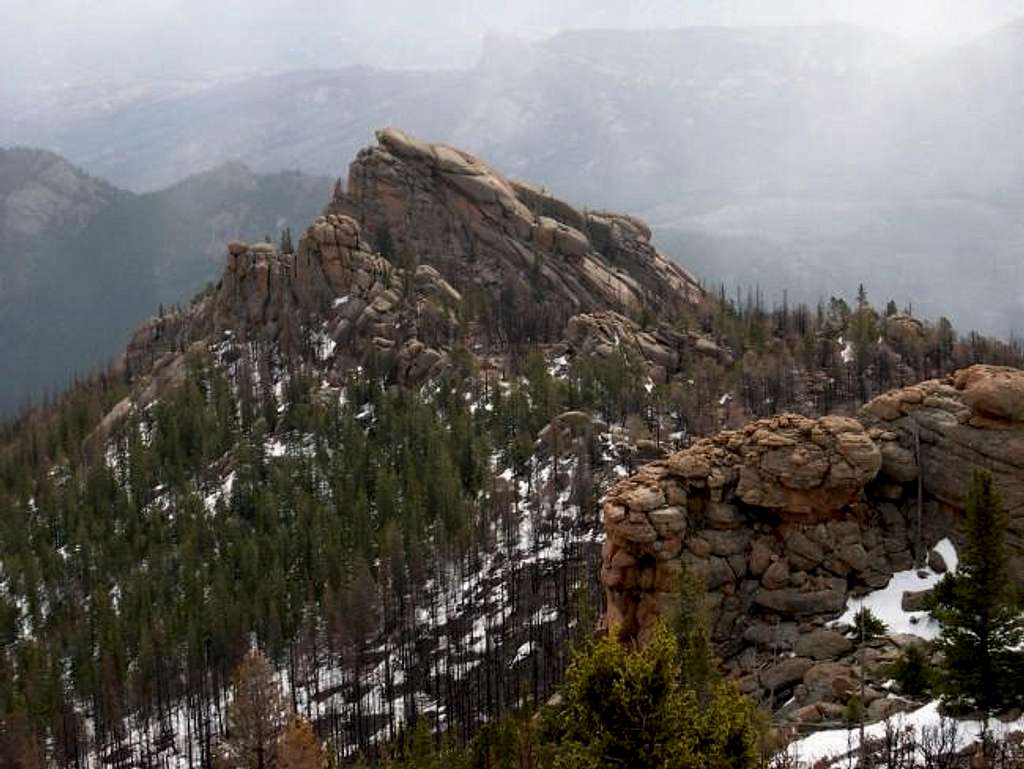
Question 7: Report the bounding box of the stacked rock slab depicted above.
[331,127,702,328]
[600,365,1024,712]
[862,364,1024,581]
[121,213,459,389]
[601,414,884,647]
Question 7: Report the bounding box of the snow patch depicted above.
[791,700,1024,766]
[832,539,958,641]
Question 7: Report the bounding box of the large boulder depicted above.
[732,415,882,518]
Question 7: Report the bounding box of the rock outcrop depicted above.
[561,311,731,383]
[601,365,1024,719]
[123,212,459,387]
[862,364,1024,580]
[331,128,701,334]
[105,128,706,447]
[602,415,886,648]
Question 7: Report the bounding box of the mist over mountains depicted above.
[4,22,1023,339]
[0,149,328,415]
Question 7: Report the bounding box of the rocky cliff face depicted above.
[601,364,1024,721]
[330,128,701,338]
[123,211,460,389]
[862,365,1024,581]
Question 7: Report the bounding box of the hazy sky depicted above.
[4,0,1024,86]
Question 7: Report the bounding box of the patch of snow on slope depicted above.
[791,701,1024,766]
[203,471,236,514]
[510,641,535,667]
[831,538,958,640]
[839,336,854,364]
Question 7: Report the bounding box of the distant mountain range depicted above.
[6,23,1022,336]
[0,148,329,415]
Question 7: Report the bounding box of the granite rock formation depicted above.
[95,129,708,450]
[330,128,701,336]
[601,364,1024,720]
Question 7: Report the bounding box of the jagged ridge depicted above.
[106,128,711,447]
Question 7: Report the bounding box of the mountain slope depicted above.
[0,129,1021,769]
[0,151,329,415]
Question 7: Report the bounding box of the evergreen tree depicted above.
[549,623,761,769]
[279,227,294,255]
[934,469,1024,720]
[376,224,395,262]
[221,649,291,769]
[672,566,718,704]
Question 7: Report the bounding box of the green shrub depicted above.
[847,607,888,641]
[886,643,935,697]
[549,622,764,769]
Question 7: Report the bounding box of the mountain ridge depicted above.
[1,127,1023,768]
[0,148,330,415]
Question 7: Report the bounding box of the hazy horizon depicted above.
[4,0,1024,90]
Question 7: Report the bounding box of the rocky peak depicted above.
[331,128,701,338]
[117,128,710,422]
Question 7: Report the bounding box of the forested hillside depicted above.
[1,131,1022,768]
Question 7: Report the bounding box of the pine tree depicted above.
[279,227,294,255]
[376,224,395,262]
[672,566,718,704]
[220,649,291,769]
[934,469,1024,721]
[275,718,325,769]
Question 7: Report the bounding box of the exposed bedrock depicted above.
[601,365,1024,712]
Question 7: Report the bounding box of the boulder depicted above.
[794,629,854,661]
[954,365,1024,422]
[928,549,948,574]
[753,583,847,617]
[900,588,933,612]
[749,540,774,578]
[803,661,857,702]
[760,657,814,693]
[761,560,790,590]
[867,697,916,722]
[879,440,918,482]
[785,531,826,570]
[732,415,881,518]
